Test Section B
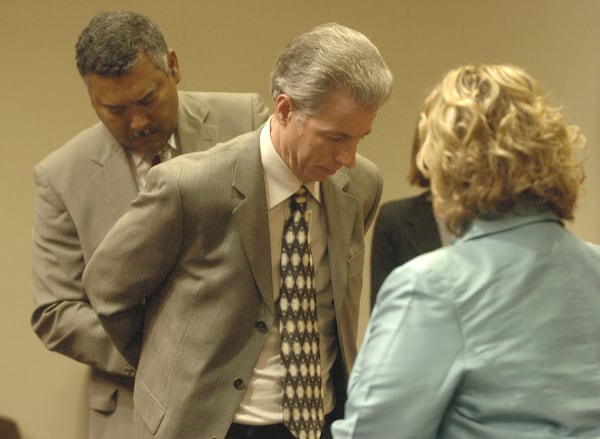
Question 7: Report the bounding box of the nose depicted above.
[335,143,357,168]
[129,110,150,131]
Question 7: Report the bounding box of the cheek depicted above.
[298,133,326,155]
[163,88,180,119]
[154,102,178,129]
[99,116,126,135]
[306,140,333,164]
[294,139,319,166]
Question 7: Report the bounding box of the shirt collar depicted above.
[259,117,320,209]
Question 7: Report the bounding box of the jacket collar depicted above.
[459,207,564,243]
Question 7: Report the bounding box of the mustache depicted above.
[127,127,156,142]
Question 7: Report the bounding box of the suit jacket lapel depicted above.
[90,130,139,221]
[322,170,356,307]
[230,133,275,313]
[175,92,220,153]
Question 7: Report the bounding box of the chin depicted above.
[311,173,330,182]
[320,169,337,179]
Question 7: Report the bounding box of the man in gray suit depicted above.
[83,22,393,439]
[31,11,269,439]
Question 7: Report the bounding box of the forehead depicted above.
[308,92,378,136]
[86,55,165,106]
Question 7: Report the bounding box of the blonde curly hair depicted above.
[417,64,585,236]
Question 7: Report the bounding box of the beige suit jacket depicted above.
[31,91,269,439]
[83,129,383,439]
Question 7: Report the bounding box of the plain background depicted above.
[2,1,599,437]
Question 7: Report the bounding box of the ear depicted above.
[274,93,295,125]
[167,49,181,84]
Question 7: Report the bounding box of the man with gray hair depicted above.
[83,22,393,439]
[31,11,269,439]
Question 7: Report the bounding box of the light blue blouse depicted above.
[332,209,600,439]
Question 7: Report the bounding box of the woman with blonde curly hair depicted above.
[332,64,600,439]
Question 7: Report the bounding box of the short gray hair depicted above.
[75,11,169,77]
[270,23,393,115]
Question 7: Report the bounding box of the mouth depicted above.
[127,128,157,143]
[313,166,338,180]
[322,165,339,174]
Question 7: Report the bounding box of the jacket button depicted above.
[123,366,136,377]
[254,320,268,332]
[233,378,245,390]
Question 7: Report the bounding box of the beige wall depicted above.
[2,1,599,437]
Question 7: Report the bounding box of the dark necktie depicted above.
[150,143,176,167]
[279,186,324,439]
[150,154,161,167]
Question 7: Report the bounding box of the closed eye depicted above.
[140,95,157,107]
[106,106,125,116]
[139,89,158,107]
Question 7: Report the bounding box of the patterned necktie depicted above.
[279,186,324,439]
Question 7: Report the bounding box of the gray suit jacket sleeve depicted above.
[84,169,186,365]
[31,163,135,375]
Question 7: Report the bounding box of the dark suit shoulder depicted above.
[378,191,433,224]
